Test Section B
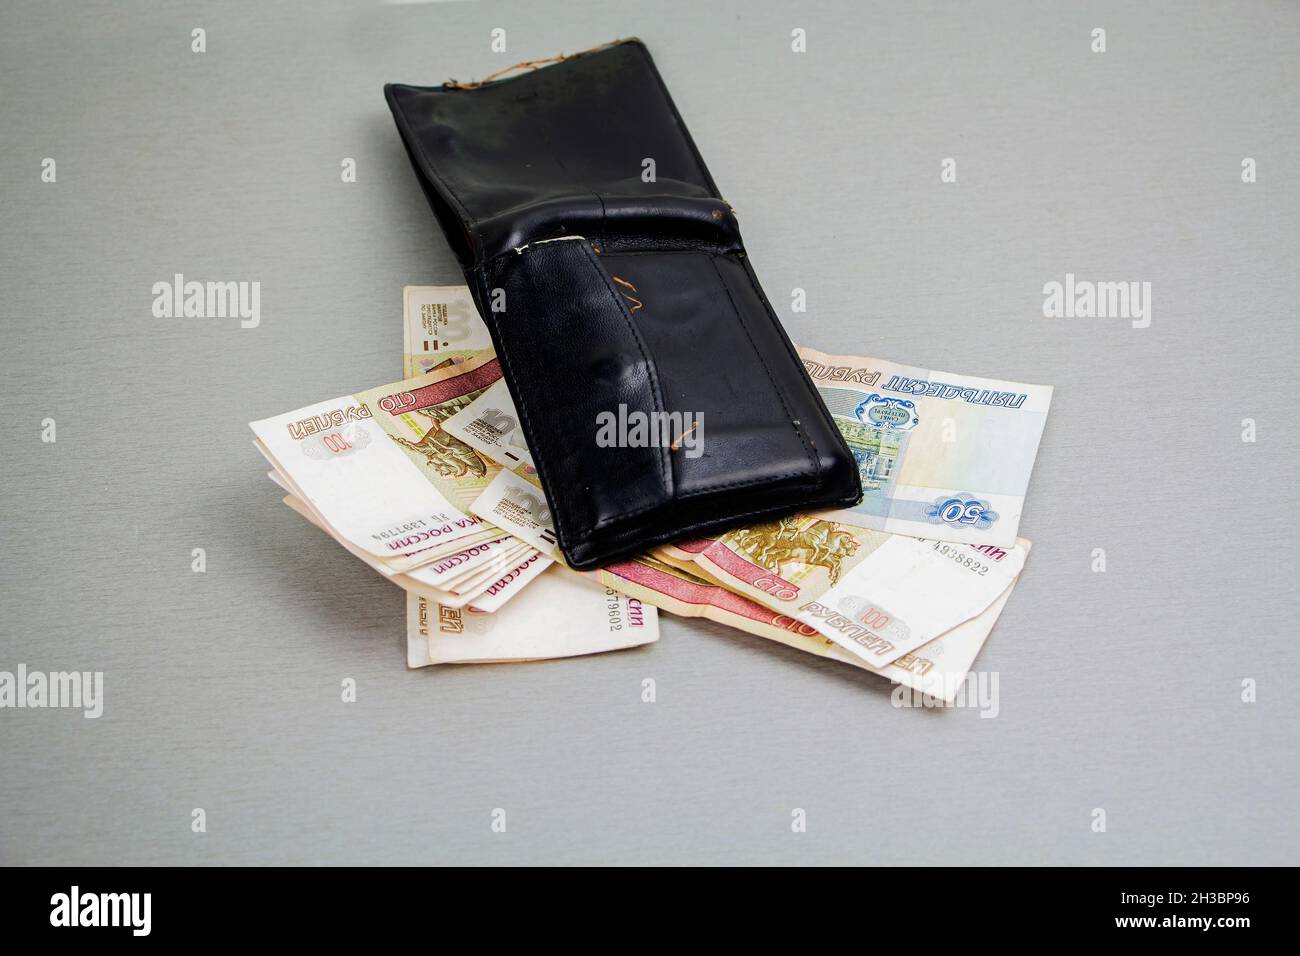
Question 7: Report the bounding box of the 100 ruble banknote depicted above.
[658,517,1025,668]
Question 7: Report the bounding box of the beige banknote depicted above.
[398,314,546,585]
[470,468,560,560]
[435,540,533,594]
[407,566,658,666]
[355,350,509,514]
[254,434,497,571]
[251,353,527,563]
[250,357,509,560]
[265,417,517,601]
[263,458,508,581]
[281,490,543,610]
[464,551,553,611]
[400,536,526,591]
[660,514,1025,667]
[257,439,499,573]
[440,378,538,478]
[402,285,494,379]
[281,492,463,605]
[596,551,1025,703]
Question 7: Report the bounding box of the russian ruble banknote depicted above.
[252,341,559,617]
[278,487,543,609]
[269,445,568,617]
[596,550,1025,703]
[401,287,561,565]
[440,388,564,556]
[441,378,537,477]
[259,281,1037,676]
[444,344,1052,555]
[402,285,494,379]
[250,354,509,561]
[799,346,1052,548]
[255,433,503,575]
[469,468,561,559]
[656,518,1025,667]
[408,566,657,666]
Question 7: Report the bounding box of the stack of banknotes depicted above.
[250,287,1052,700]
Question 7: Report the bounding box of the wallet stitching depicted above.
[595,192,608,252]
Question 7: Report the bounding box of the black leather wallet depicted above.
[385,39,861,570]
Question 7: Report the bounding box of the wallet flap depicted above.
[385,40,722,263]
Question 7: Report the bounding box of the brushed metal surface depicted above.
[1,0,1296,865]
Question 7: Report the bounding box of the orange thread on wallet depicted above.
[610,275,643,313]
[669,422,698,453]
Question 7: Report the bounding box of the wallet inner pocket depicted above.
[483,237,675,542]
[596,249,822,501]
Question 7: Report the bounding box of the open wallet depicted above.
[384,38,861,570]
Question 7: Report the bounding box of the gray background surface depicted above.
[1,0,1297,865]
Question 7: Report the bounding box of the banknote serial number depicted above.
[930,542,991,575]
[372,518,442,540]
[604,588,646,631]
